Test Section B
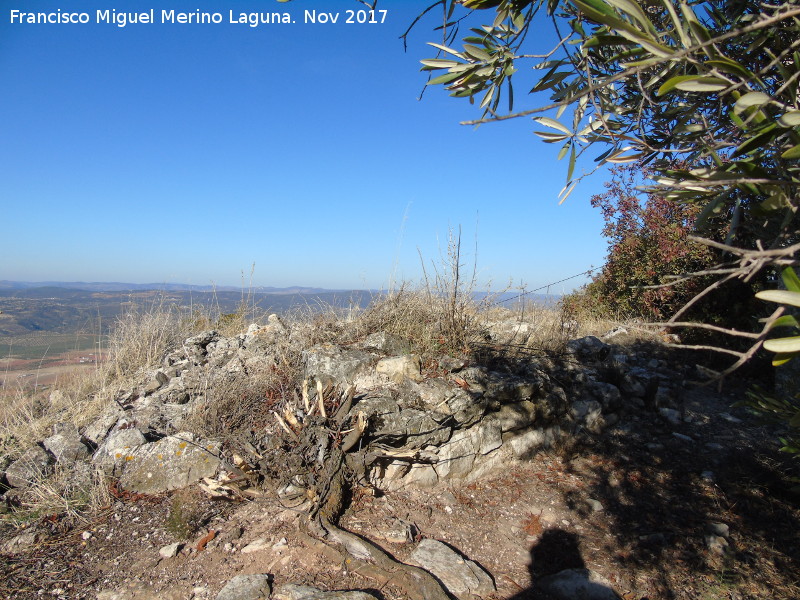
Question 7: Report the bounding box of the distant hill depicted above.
[0,280,336,294]
[0,281,560,340]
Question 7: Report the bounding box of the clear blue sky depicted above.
[1,0,609,292]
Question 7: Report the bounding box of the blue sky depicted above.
[1,0,609,292]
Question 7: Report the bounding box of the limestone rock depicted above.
[571,400,604,433]
[5,445,52,488]
[354,394,450,448]
[535,568,620,600]
[83,403,126,446]
[620,367,653,398]
[1,528,43,553]
[273,584,377,600]
[43,424,89,463]
[566,336,611,360]
[588,381,622,412]
[437,356,466,372]
[658,407,682,426]
[360,331,410,355]
[376,355,422,383]
[241,538,270,554]
[93,427,147,475]
[491,401,538,433]
[435,430,477,479]
[303,344,377,385]
[506,426,562,459]
[158,542,182,558]
[117,432,220,494]
[408,538,495,599]
[412,378,486,425]
[215,574,271,600]
[184,330,220,363]
[96,582,184,600]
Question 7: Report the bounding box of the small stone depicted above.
[241,538,270,554]
[376,519,418,544]
[586,499,604,512]
[658,407,682,426]
[143,378,163,395]
[159,542,183,559]
[1,528,43,554]
[81,531,92,541]
[43,426,89,463]
[439,490,458,505]
[272,537,288,551]
[705,534,729,554]
[438,356,466,372]
[719,412,742,424]
[6,446,52,488]
[707,522,729,538]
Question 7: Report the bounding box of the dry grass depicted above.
[0,300,230,518]
[0,258,640,523]
[105,302,194,381]
[15,464,111,523]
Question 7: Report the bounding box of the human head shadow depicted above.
[507,528,621,600]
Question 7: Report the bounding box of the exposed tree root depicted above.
[273,382,453,599]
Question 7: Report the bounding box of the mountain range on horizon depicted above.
[0,280,340,295]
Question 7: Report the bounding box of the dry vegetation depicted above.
[0,274,622,522]
[1,274,798,600]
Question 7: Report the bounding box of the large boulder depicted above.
[117,432,221,494]
[92,427,148,476]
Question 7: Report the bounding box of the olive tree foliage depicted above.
[409,0,800,378]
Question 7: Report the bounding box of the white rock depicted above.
[159,542,182,559]
[241,538,270,554]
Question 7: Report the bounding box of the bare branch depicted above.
[652,321,762,339]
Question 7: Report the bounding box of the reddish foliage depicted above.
[579,165,720,320]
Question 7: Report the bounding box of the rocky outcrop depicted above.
[2,317,698,600]
[1,316,687,501]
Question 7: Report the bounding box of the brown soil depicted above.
[1,384,798,600]
[0,351,105,392]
